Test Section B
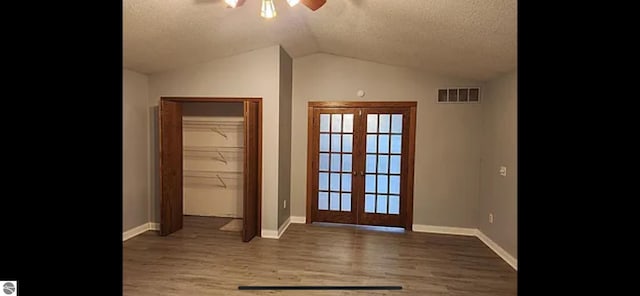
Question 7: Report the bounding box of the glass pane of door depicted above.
[317,112,354,213]
[364,113,403,216]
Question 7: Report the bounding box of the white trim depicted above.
[290,216,306,224]
[278,217,291,237]
[412,224,477,236]
[123,223,149,241]
[476,230,518,270]
[123,223,156,241]
[261,217,292,239]
[261,229,279,239]
[123,222,161,241]
[131,220,517,270]
[149,223,160,231]
[411,224,517,271]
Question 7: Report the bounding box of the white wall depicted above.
[148,45,282,232]
[479,70,517,258]
[123,69,150,231]
[291,53,483,228]
[278,47,293,228]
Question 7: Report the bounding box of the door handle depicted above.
[352,171,357,176]
[360,171,364,176]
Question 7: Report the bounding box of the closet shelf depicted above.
[184,146,243,152]
[184,170,242,177]
[183,120,243,139]
[183,119,243,126]
[184,170,241,189]
[185,151,230,164]
[183,147,243,165]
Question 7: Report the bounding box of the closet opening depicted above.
[159,97,262,242]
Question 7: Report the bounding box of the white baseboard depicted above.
[261,217,292,239]
[412,224,477,236]
[261,229,279,239]
[412,224,516,270]
[149,223,160,231]
[476,230,518,270]
[290,216,306,224]
[131,220,517,270]
[123,222,159,241]
[278,217,291,237]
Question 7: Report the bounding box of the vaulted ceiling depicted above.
[124,0,516,81]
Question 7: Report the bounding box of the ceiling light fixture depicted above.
[224,0,245,8]
[261,0,277,19]
[226,0,325,19]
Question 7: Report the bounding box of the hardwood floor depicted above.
[123,216,517,295]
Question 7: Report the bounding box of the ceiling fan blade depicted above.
[301,0,326,11]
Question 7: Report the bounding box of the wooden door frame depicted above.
[305,101,417,230]
[159,97,262,237]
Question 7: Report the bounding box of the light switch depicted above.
[499,166,507,177]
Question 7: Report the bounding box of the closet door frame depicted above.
[159,97,262,240]
[306,101,417,230]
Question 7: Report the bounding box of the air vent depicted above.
[437,87,480,103]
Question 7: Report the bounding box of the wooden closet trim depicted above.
[162,97,262,103]
[308,101,417,108]
[305,101,417,230]
[160,96,262,237]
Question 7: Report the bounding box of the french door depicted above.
[307,102,416,229]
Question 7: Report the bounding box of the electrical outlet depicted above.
[489,213,494,224]
[499,166,507,176]
[284,200,287,208]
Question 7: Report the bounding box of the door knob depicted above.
[360,171,364,176]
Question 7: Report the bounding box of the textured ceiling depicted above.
[124,0,516,81]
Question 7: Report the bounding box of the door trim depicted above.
[159,100,183,236]
[305,101,417,230]
[159,97,262,238]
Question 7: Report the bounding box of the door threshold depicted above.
[311,222,405,233]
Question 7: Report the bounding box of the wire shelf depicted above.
[184,146,243,164]
[183,120,243,138]
[183,170,242,189]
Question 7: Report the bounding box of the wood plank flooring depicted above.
[123,216,517,295]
